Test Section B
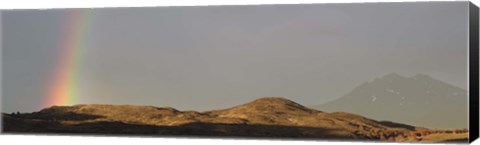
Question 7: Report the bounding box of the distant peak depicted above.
[382,73,404,79]
[411,74,434,80]
[375,73,407,81]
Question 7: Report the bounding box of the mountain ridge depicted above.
[313,73,468,129]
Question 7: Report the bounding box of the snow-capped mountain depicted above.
[313,73,468,129]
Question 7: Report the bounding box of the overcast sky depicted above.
[1,2,469,112]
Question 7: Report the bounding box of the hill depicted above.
[2,97,468,142]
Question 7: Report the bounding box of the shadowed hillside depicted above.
[2,97,468,143]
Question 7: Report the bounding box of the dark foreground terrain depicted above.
[2,97,469,143]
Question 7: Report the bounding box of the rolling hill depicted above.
[2,97,468,142]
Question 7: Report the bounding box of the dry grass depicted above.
[420,132,469,143]
[3,97,470,143]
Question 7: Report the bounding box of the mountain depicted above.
[2,97,468,142]
[312,73,468,129]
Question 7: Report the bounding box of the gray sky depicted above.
[1,2,469,113]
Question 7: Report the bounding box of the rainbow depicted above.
[44,9,93,107]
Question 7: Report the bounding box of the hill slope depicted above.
[2,97,468,142]
[313,73,468,129]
